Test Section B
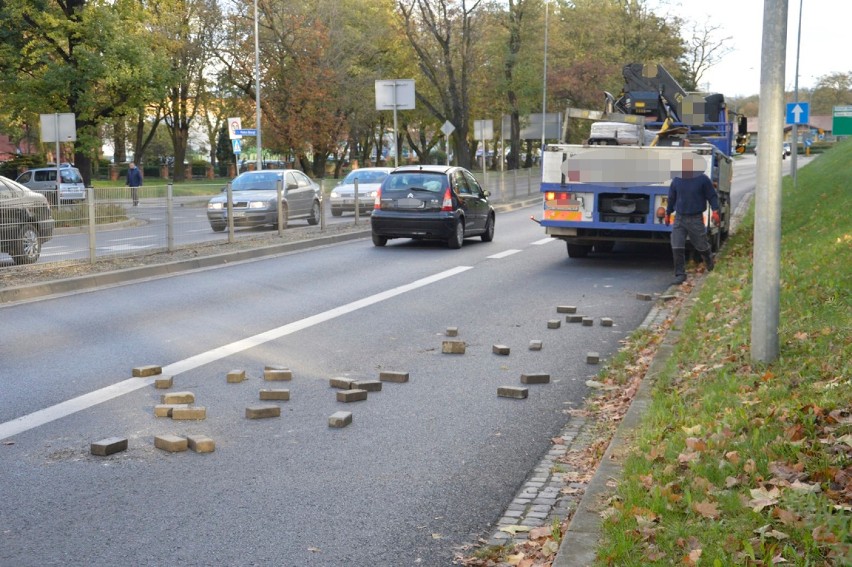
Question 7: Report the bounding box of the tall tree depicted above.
[679,21,733,91]
[810,72,852,115]
[0,0,171,184]
[398,0,484,169]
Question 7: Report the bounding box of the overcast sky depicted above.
[655,0,850,98]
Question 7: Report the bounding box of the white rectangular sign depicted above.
[375,80,416,110]
[473,120,494,140]
[39,113,76,143]
[227,117,242,139]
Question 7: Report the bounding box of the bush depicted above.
[0,154,46,178]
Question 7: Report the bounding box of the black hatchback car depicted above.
[0,175,54,265]
[370,165,495,248]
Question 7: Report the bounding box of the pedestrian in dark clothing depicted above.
[126,162,143,206]
[666,155,721,285]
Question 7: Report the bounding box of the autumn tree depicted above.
[679,21,733,91]
[810,72,852,115]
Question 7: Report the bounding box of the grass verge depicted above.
[595,140,851,564]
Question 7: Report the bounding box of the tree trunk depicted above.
[172,128,189,180]
[114,119,127,164]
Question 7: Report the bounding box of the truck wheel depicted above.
[566,243,592,258]
[593,242,614,253]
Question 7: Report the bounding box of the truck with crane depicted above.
[536,63,748,258]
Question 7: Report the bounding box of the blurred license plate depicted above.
[233,211,246,218]
[397,198,423,209]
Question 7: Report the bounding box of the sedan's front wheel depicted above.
[11,224,41,265]
[481,213,495,242]
[307,200,320,225]
[448,219,464,249]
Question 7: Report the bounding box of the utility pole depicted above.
[791,0,803,187]
[751,0,788,363]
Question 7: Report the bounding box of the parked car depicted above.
[206,169,321,232]
[370,165,495,249]
[0,175,55,265]
[15,165,86,204]
[783,142,792,157]
[329,167,393,217]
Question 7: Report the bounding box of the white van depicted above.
[15,166,86,204]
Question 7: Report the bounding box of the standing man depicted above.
[666,155,721,285]
[126,162,142,206]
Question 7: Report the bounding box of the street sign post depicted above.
[227,117,242,140]
[832,105,852,136]
[440,121,455,166]
[375,79,415,167]
[39,113,76,204]
[785,102,809,125]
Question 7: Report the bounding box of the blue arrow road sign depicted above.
[786,102,809,125]
[232,139,241,154]
[234,129,257,136]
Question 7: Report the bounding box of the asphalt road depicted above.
[0,202,674,566]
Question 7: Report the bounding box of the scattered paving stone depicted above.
[379,371,409,383]
[171,406,207,420]
[521,373,551,385]
[600,317,614,327]
[337,389,368,403]
[328,411,353,428]
[259,389,290,401]
[586,352,600,364]
[498,386,529,399]
[636,292,653,301]
[90,437,128,456]
[154,404,188,418]
[226,369,246,383]
[529,340,543,351]
[566,314,584,323]
[160,391,194,405]
[446,327,459,337]
[582,317,594,326]
[442,340,466,354]
[329,377,356,389]
[245,404,281,419]
[547,319,561,329]
[186,435,215,453]
[154,376,173,389]
[556,305,577,314]
[660,294,677,301]
[154,434,187,452]
[264,368,292,381]
[492,344,511,355]
[132,365,162,378]
[353,380,382,392]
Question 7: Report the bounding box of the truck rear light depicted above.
[373,188,381,209]
[441,188,453,211]
[545,191,555,200]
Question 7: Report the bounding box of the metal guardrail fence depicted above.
[1,168,541,269]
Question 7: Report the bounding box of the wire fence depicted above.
[1,167,541,269]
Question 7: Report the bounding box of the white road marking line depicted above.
[0,265,473,441]
[487,249,521,259]
[531,237,556,245]
[111,235,155,242]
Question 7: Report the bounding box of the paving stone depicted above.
[329,377,356,389]
[492,344,510,355]
[527,511,549,520]
[226,369,246,383]
[556,305,577,314]
[90,437,127,456]
[533,497,557,506]
[530,504,551,514]
[154,376,173,389]
[154,404,188,418]
[524,482,545,489]
[337,389,368,403]
[566,314,584,323]
[586,352,600,364]
[512,498,531,505]
[521,518,544,527]
[245,404,281,419]
[498,386,528,399]
[520,372,551,385]
[445,327,458,337]
[132,365,161,377]
[352,380,382,392]
[507,503,527,512]
[160,391,194,404]
[600,317,614,327]
[442,340,466,354]
[546,319,561,329]
[660,294,677,301]
[328,411,353,428]
[186,435,215,453]
[636,292,653,301]
[490,532,511,541]
[503,509,523,518]
[154,434,187,452]
[582,317,594,326]
[379,371,409,383]
[259,389,290,401]
[263,368,292,381]
[171,406,206,420]
[529,340,543,351]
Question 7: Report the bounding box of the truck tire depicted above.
[593,242,614,253]
[566,243,592,258]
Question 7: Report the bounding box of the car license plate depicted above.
[397,198,423,209]
[233,211,246,218]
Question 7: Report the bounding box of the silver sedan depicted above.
[329,167,393,216]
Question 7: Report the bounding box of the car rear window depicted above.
[383,173,446,193]
[60,169,83,183]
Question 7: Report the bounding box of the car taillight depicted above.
[441,188,453,211]
[374,188,381,209]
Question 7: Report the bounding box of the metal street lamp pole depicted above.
[254,0,262,171]
[791,0,803,187]
[541,0,549,151]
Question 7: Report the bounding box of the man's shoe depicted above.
[702,251,715,272]
[671,274,686,285]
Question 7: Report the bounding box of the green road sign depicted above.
[833,106,852,136]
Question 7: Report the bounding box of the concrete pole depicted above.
[751,0,788,363]
[254,0,262,171]
[791,0,803,186]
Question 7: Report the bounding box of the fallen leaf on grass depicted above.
[749,487,780,512]
[685,437,707,452]
[772,507,802,526]
[693,500,720,519]
[684,548,702,565]
[790,480,821,493]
